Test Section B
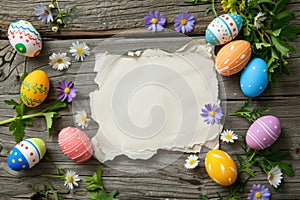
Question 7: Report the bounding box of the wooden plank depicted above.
[1,0,300,38]
[0,34,299,199]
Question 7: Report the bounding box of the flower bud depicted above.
[48,3,55,9]
[52,26,59,32]
[57,19,63,24]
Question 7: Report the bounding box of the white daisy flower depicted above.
[64,170,80,190]
[75,110,91,129]
[49,52,71,70]
[220,129,238,143]
[268,166,283,188]
[69,41,90,61]
[184,154,199,169]
[254,12,266,29]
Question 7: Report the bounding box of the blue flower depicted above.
[144,11,166,32]
[34,2,53,24]
[200,103,223,125]
[248,184,271,200]
[174,12,195,33]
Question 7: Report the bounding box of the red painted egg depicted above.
[58,127,93,162]
[215,40,251,76]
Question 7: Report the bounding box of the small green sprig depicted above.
[49,0,77,32]
[28,182,64,200]
[85,167,119,200]
[230,100,269,123]
[0,100,66,142]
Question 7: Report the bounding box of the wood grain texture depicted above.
[0,0,300,199]
[1,0,300,38]
[0,36,299,199]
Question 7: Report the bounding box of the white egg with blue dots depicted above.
[240,58,269,97]
[7,138,46,171]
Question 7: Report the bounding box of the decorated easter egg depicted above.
[205,149,237,186]
[7,20,42,57]
[7,138,46,171]
[240,58,269,97]
[215,40,251,76]
[20,70,49,107]
[246,115,281,150]
[205,14,243,45]
[58,127,93,162]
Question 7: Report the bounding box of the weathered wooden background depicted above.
[0,0,299,200]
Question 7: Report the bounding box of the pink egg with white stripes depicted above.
[246,115,281,150]
[58,127,93,162]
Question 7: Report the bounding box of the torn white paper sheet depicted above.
[90,40,222,162]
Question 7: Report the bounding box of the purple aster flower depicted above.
[144,11,166,32]
[57,80,77,102]
[200,103,223,125]
[248,184,271,200]
[34,2,53,24]
[174,12,195,33]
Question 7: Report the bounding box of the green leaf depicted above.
[271,35,290,57]
[272,0,288,15]
[89,192,101,200]
[281,25,300,40]
[13,120,25,142]
[86,183,103,191]
[43,112,54,128]
[9,121,17,131]
[271,29,281,37]
[4,99,19,107]
[255,43,271,49]
[199,194,210,200]
[43,101,67,112]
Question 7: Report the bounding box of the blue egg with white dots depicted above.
[7,138,46,171]
[240,58,268,97]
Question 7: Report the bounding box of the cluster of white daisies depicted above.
[49,41,90,71]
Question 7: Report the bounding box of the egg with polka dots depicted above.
[7,138,46,171]
[7,20,42,57]
[205,149,237,186]
[246,115,281,150]
[58,127,93,162]
[240,58,269,97]
[205,14,243,46]
[215,40,251,76]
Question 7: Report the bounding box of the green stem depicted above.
[54,0,62,13]
[0,112,45,125]
[211,0,218,17]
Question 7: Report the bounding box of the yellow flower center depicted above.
[56,58,63,64]
[225,134,233,140]
[44,10,50,15]
[77,47,83,55]
[68,176,74,183]
[81,115,87,123]
[209,111,215,117]
[255,191,262,198]
[64,87,71,94]
[181,19,187,25]
[151,18,158,24]
[189,159,196,165]
[269,173,274,181]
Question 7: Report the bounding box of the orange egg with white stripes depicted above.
[205,149,237,186]
[215,40,251,76]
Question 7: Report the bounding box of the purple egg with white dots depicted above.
[246,115,281,150]
[240,58,268,98]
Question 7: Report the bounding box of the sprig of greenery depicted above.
[85,167,119,200]
[0,100,66,142]
[28,182,64,200]
[49,0,77,32]
[230,99,269,123]
[199,136,294,199]
[221,0,300,82]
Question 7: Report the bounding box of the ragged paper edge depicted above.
[90,39,222,162]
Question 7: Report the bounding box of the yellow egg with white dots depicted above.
[205,149,237,186]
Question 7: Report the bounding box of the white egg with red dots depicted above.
[240,58,269,98]
[7,138,46,171]
[205,14,243,46]
[7,20,42,57]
